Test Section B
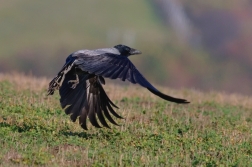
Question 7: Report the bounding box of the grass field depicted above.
[0,73,251,166]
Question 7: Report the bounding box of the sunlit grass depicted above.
[0,73,251,166]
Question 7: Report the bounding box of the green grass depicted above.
[0,73,252,166]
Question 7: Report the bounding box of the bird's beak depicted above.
[130,49,142,55]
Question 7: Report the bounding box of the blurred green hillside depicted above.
[0,0,173,77]
[0,0,252,95]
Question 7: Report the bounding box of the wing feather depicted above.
[57,71,122,129]
[102,104,120,126]
[74,52,189,103]
[59,73,89,118]
[96,96,111,128]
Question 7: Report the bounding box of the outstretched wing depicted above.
[73,52,189,103]
[59,72,122,130]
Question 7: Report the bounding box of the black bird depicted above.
[48,44,189,130]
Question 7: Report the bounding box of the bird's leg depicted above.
[57,73,66,88]
[68,74,79,89]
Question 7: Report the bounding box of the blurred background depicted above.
[0,0,252,95]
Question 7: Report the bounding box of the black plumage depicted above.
[48,44,189,130]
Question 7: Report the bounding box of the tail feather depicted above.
[79,107,88,130]
[87,94,102,128]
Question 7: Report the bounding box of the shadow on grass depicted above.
[0,121,121,141]
[60,131,96,139]
[0,121,29,133]
[0,121,53,133]
[0,122,11,128]
[60,129,122,140]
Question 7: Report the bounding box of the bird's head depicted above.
[114,44,142,56]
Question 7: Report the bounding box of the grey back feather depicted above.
[73,47,120,57]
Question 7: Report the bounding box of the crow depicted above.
[48,44,189,130]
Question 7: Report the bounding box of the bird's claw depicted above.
[68,80,79,89]
[68,74,79,89]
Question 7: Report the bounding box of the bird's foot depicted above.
[68,74,79,89]
[68,80,79,89]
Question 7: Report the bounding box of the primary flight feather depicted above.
[48,44,189,130]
